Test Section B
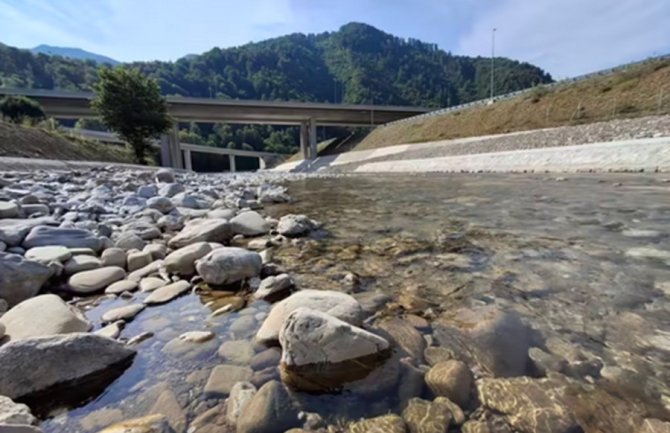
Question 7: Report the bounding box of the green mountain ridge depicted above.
[0,22,552,153]
[31,44,120,65]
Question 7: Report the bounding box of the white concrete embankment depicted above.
[352,137,670,173]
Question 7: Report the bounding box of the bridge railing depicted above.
[384,53,670,127]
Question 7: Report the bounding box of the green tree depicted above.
[0,96,46,124]
[92,67,172,164]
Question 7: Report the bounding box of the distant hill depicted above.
[0,23,552,153]
[31,44,119,65]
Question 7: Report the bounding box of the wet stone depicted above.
[218,339,255,365]
[349,414,407,433]
[402,397,452,433]
[425,360,473,407]
[203,365,253,397]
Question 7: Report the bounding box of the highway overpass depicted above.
[0,88,430,166]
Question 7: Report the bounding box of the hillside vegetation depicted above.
[356,57,670,151]
[0,121,135,163]
[0,23,551,154]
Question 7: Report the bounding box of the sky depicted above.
[1,0,669,78]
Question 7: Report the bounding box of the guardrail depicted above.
[384,53,670,127]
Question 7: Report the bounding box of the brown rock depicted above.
[477,377,580,433]
[402,397,451,433]
[377,317,426,363]
[349,414,407,433]
[425,360,472,407]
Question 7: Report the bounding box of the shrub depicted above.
[0,96,46,124]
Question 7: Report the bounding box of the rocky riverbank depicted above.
[0,167,668,433]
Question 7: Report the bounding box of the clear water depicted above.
[40,173,670,433]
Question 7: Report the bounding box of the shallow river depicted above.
[42,173,670,433]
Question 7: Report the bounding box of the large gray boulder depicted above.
[0,333,135,400]
[230,211,270,236]
[164,242,212,275]
[0,252,51,307]
[0,217,55,247]
[278,308,390,392]
[195,247,262,285]
[168,218,231,249]
[22,226,103,251]
[279,308,389,366]
[236,380,300,433]
[434,306,530,377]
[256,289,364,345]
[0,294,91,341]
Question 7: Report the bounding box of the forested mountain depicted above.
[0,23,552,152]
[31,45,119,65]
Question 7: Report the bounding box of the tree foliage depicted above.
[92,67,172,164]
[0,23,552,152]
[0,95,46,124]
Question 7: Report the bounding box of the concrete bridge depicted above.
[63,128,280,172]
[0,88,430,169]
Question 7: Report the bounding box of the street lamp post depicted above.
[490,27,496,101]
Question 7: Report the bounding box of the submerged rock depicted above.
[425,360,473,407]
[236,380,301,433]
[195,247,262,285]
[402,397,452,433]
[0,333,135,400]
[0,294,91,341]
[256,289,364,345]
[349,414,407,433]
[434,306,530,377]
[0,252,51,307]
[97,414,174,433]
[203,365,253,397]
[476,377,581,433]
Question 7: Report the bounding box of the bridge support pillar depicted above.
[184,149,193,171]
[299,119,318,160]
[167,125,183,169]
[229,154,236,172]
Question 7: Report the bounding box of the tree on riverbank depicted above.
[92,67,172,164]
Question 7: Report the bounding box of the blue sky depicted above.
[1,0,669,78]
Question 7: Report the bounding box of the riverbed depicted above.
[41,173,670,433]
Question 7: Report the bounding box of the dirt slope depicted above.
[355,57,670,151]
[0,121,135,163]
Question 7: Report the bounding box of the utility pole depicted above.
[490,27,496,102]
